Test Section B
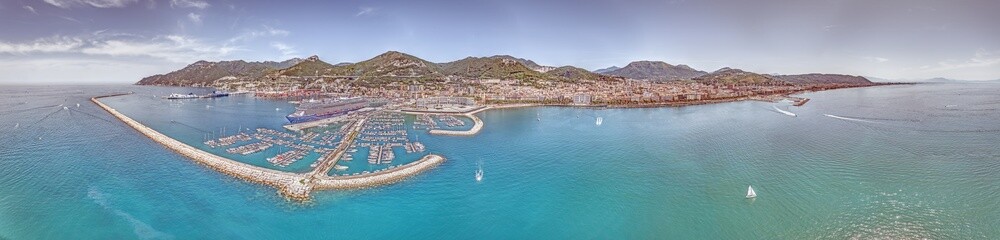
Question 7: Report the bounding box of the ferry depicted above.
[286,97,368,123]
[204,90,230,98]
[166,93,199,99]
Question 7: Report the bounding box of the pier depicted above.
[92,94,445,201]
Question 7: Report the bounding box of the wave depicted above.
[88,187,174,240]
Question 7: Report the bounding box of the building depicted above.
[572,93,592,105]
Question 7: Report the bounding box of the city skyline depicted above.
[2,0,1000,84]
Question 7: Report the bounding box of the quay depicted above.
[92,94,445,201]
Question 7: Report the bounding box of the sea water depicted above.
[1,83,998,239]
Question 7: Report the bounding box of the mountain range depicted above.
[602,61,707,81]
[137,51,872,86]
[137,59,302,86]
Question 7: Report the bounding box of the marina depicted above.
[91,94,447,200]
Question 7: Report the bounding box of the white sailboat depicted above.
[746,185,757,198]
[475,165,484,182]
[595,117,603,126]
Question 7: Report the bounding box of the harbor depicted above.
[92,94,447,200]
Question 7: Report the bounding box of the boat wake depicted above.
[88,187,174,240]
[824,114,877,123]
[773,105,797,117]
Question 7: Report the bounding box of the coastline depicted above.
[91,94,446,201]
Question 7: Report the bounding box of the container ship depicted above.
[286,97,368,123]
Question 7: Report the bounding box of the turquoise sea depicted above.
[1,83,998,239]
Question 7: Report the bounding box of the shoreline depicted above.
[92,94,445,201]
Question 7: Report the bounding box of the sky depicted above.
[1,0,999,84]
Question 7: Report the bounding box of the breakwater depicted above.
[92,94,445,201]
[313,154,445,190]
[427,113,484,136]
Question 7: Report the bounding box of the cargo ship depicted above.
[286,97,368,123]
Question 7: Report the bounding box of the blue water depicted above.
[1,83,998,239]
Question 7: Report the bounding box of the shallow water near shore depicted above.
[1,83,999,239]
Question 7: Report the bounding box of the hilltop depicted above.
[269,55,335,77]
[773,74,872,85]
[693,68,785,85]
[593,66,620,74]
[605,61,707,81]
[439,56,548,82]
[136,58,302,86]
[333,51,444,79]
[545,66,619,82]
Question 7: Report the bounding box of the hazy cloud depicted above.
[227,25,290,43]
[43,0,137,8]
[924,49,1000,72]
[187,12,202,25]
[0,36,84,54]
[170,0,209,9]
[0,34,237,63]
[271,42,298,59]
[23,5,38,14]
[356,7,375,17]
[863,56,889,63]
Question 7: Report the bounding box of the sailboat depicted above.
[536,113,540,121]
[475,165,484,182]
[746,185,757,198]
[595,117,603,126]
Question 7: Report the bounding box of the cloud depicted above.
[356,7,375,17]
[187,12,202,25]
[923,49,1000,72]
[59,16,84,23]
[227,25,290,43]
[170,0,208,9]
[23,5,38,14]
[0,36,84,54]
[43,0,138,8]
[271,42,298,59]
[863,56,889,63]
[0,34,238,63]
